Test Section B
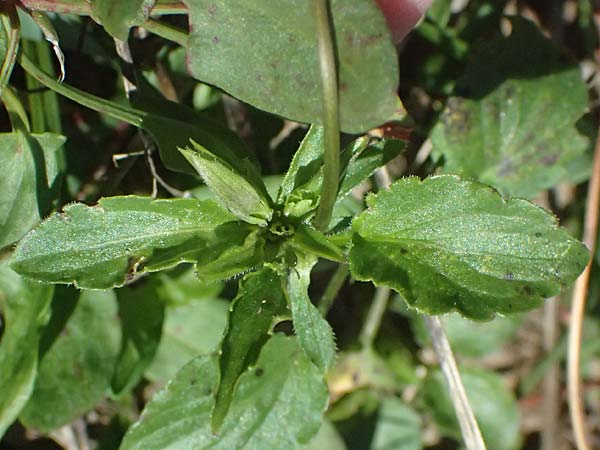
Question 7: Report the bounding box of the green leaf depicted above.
[285,254,336,373]
[10,196,251,289]
[185,0,398,133]
[20,289,120,432]
[350,175,588,320]
[120,334,328,450]
[337,138,406,201]
[289,223,345,262]
[412,313,522,358]
[370,398,422,450]
[423,368,521,450]
[305,420,347,450]
[431,18,590,198]
[92,0,155,40]
[0,12,19,97]
[180,141,273,226]
[146,288,229,383]
[0,263,53,437]
[131,76,263,176]
[111,280,165,395]
[212,267,289,432]
[0,131,63,248]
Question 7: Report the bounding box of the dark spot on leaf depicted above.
[339,82,348,92]
[207,3,217,16]
[504,272,514,281]
[535,232,542,238]
[255,368,264,377]
[504,84,516,100]
[190,378,198,386]
[363,33,384,46]
[352,372,360,384]
[204,388,212,396]
[400,248,407,254]
[212,36,220,44]
[522,285,534,296]
[508,303,512,309]
[256,74,263,82]
[541,153,558,166]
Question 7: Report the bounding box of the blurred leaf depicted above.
[92,0,155,40]
[212,267,288,432]
[111,280,165,395]
[431,18,590,198]
[120,334,328,450]
[10,196,250,289]
[423,368,521,450]
[0,131,63,248]
[412,312,522,358]
[286,254,336,373]
[185,0,398,133]
[145,293,229,384]
[350,176,588,320]
[0,263,53,437]
[20,289,120,432]
[370,398,422,450]
[305,419,347,450]
[180,141,273,226]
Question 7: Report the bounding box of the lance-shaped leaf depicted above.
[180,141,273,226]
[0,263,53,438]
[184,0,398,133]
[92,0,155,40]
[0,131,63,248]
[120,335,328,450]
[285,254,336,373]
[211,267,288,432]
[289,223,345,262]
[431,18,590,198]
[10,196,251,289]
[350,175,588,320]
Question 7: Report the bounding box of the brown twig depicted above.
[567,113,600,450]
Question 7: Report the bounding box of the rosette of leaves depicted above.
[8,120,588,448]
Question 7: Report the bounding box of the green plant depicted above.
[0,1,595,450]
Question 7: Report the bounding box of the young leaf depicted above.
[19,289,120,432]
[0,263,53,438]
[350,175,588,320]
[431,18,590,198]
[185,0,398,133]
[423,368,521,450]
[120,335,328,450]
[111,280,165,395]
[0,131,63,248]
[289,223,345,262]
[92,0,155,40]
[211,267,289,432]
[285,254,336,373]
[180,141,273,226]
[10,196,250,289]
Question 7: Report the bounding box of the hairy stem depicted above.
[312,0,340,231]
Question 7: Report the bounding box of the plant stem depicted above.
[318,264,349,316]
[19,52,144,127]
[424,316,487,450]
[312,0,340,232]
[142,19,188,47]
[359,287,390,349]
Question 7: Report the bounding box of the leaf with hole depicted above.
[10,196,251,289]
